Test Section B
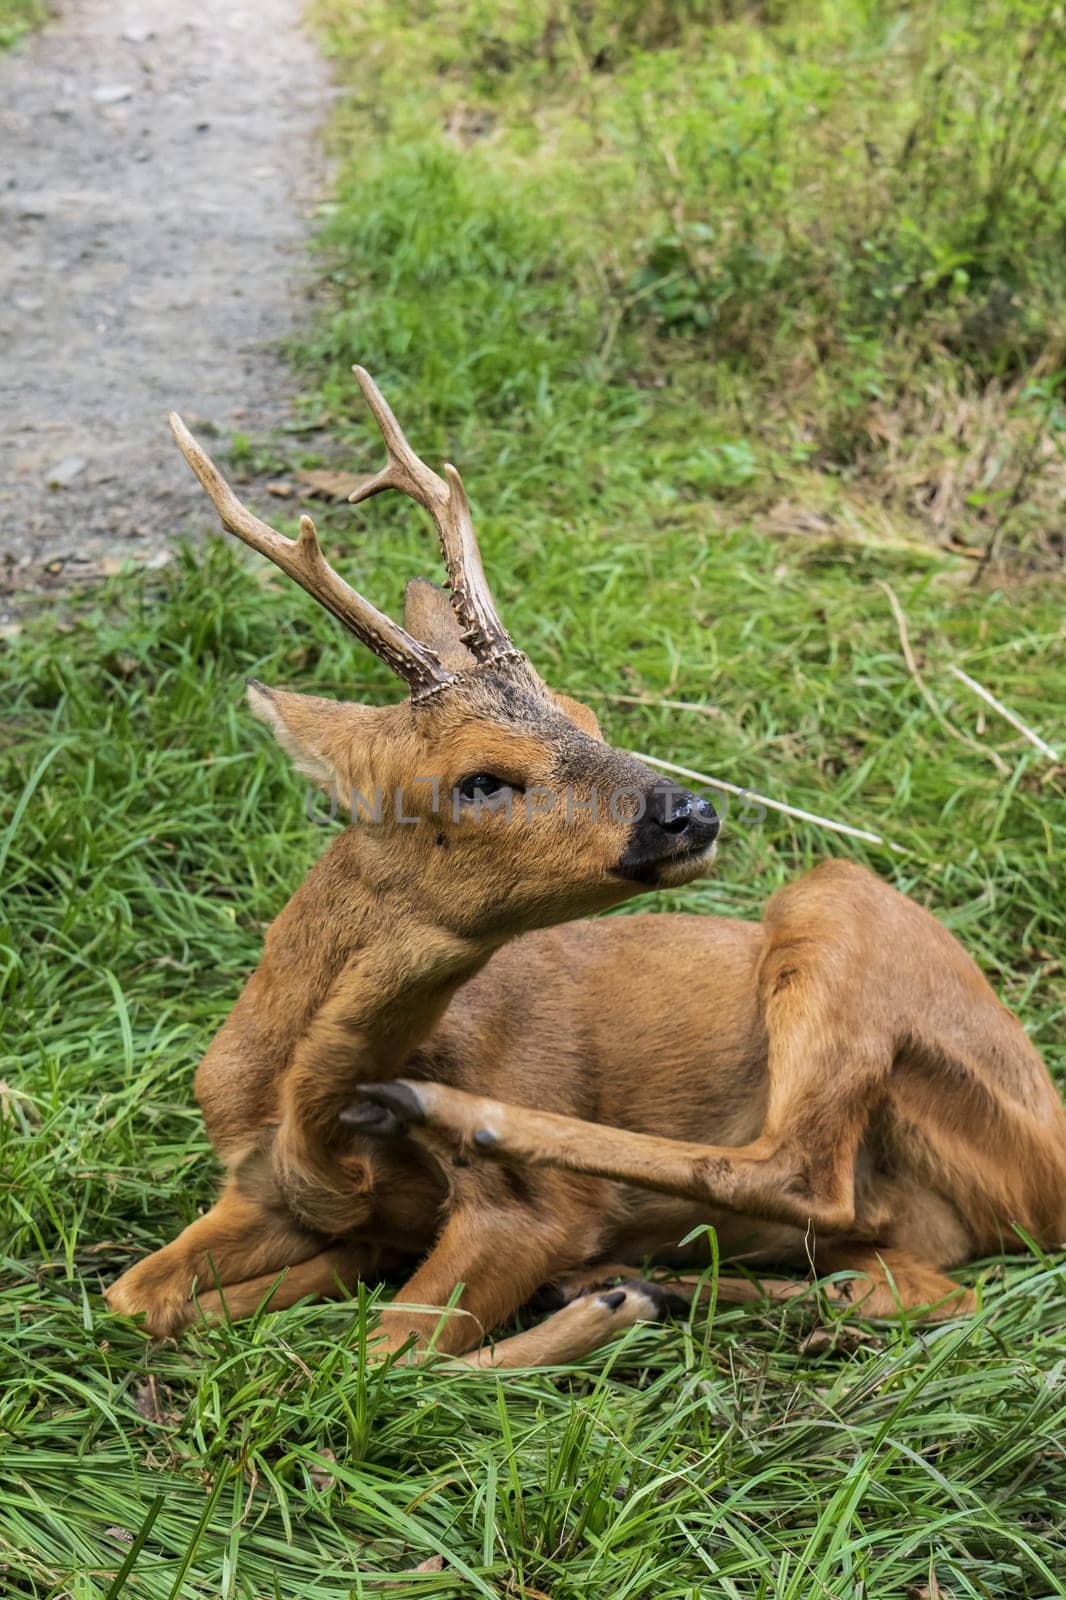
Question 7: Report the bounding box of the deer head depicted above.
[171,369,719,940]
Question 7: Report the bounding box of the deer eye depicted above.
[457,772,511,801]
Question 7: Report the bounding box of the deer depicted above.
[106,368,1066,1370]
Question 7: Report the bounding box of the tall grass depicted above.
[310,0,1065,559]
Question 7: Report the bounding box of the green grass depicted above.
[2,1,1064,1595]
[308,0,1065,565]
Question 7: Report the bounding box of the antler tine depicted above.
[349,366,519,665]
[169,412,452,700]
[348,366,452,515]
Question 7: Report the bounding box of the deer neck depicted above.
[257,827,499,1142]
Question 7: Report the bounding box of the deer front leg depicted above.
[460,1280,670,1369]
[267,955,468,1236]
[371,1175,599,1358]
[106,1181,327,1337]
[191,1239,389,1324]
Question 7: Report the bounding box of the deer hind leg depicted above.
[480,1245,975,1372]
[817,1246,974,1319]
[346,1013,886,1243]
[530,1261,808,1313]
[106,1181,327,1336]
[347,880,894,1240]
[534,1247,973,1326]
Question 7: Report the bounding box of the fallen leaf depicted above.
[908,1574,951,1600]
[46,456,87,488]
[266,481,294,498]
[132,1377,182,1426]
[182,413,220,436]
[92,84,135,105]
[761,499,833,537]
[798,1324,877,1359]
[409,1555,444,1573]
[309,1448,337,1493]
[0,1081,41,1127]
[297,468,374,501]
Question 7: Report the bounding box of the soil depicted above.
[0,0,330,603]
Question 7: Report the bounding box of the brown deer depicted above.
[106,369,1066,1369]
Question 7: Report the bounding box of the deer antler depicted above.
[169,413,452,701]
[349,366,518,666]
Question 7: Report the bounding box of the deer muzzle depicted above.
[614,782,720,884]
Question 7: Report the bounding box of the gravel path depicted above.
[0,0,329,593]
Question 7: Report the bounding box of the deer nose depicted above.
[647,783,719,839]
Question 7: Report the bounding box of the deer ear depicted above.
[551,691,603,741]
[402,578,477,673]
[246,680,369,793]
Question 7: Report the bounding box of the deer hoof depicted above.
[340,1081,427,1137]
[339,1101,408,1138]
[616,1279,689,1320]
[595,1282,679,1321]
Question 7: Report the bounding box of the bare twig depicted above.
[631,752,903,851]
[878,582,1009,776]
[582,690,724,720]
[947,666,1059,762]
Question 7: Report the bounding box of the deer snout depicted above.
[613,782,720,884]
[647,783,719,841]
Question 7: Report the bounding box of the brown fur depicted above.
[108,384,1066,1368]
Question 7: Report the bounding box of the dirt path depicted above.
[0,0,329,594]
